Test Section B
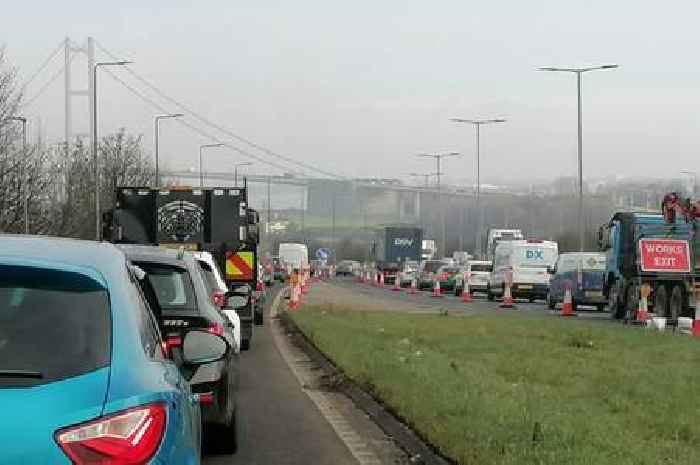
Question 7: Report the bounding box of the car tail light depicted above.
[55,403,166,465]
[208,323,225,337]
[212,290,226,309]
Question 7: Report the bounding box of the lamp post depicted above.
[92,60,131,240]
[199,143,225,187]
[538,64,619,251]
[234,162,253,187]
[154,113,184,187]
[409,172,435,187]
[450,118,506,257]
[418,151,460,257]
[6,116,27,233]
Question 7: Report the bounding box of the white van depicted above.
[487,239,558,302]
[278,243,309,273]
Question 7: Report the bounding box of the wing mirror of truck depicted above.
[548,266,556,275]
[182,329,229,365]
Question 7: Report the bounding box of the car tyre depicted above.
[487,285,494,301]
[669,285,685,321]
[212,409,238,454]
[653,284,668,319]
[240,338,250,351]
[254,311,264,326]
[454,286,462,297]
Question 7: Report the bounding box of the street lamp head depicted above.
[599,64,619,69]
[235,161,253,167]
[96,60,132,67]
[490,118,507,123]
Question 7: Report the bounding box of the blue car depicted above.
[0,236,230,465]
[547,252,608,311]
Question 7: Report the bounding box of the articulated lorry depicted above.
[102,185,260,347]
[599,192,700,321]
[371,226,423,284]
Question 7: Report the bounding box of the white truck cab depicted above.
[488,239,558,302]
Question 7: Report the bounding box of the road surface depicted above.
[205,285,404,465]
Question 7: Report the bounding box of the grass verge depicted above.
[290,305,700,465]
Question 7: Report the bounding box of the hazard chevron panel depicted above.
[226,251,254,281]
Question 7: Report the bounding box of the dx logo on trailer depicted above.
[526,250,544,259]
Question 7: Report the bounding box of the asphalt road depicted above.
[204,286,358,465]
[329,277,612,322]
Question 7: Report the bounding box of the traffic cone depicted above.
[432,279,443,298]
[297,282,304,305]
[392,275,401,291]
[288,283,298,311]
[379,273,385,288]
[461,274,473,303]
[500,282,515,308]
[408,278,417,295]
[635,296,650,323]
[559,285,576,317]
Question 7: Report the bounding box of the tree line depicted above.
[0,49,154,239]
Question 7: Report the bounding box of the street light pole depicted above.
[234,162,253,187]
[409,172,435,187]
[154,113,184,187]
[417,151,460,257]
[199,143,225,187]
[450,118,506,257]
[539,64,618,251]
[92,60,131,240]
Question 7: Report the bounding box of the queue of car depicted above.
[0,235,277,464]
[349,237,609,312]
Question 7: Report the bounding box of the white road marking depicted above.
[270,291,383,465]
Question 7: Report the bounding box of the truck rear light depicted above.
[55,403,166,465]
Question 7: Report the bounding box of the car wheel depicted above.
[653,284,668,319]
[240,338,250,351]
[669,285,685,321]
[212,409,238,454]
[547,292,555,309]
[596,304,605,312]
[487,285,494,301]
[254,311,263,326]
[528,297,535,303]
[455,286,462,297]
[607,281,624,319]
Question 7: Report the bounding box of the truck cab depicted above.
[599,212,697,320]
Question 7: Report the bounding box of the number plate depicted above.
[518,284,533,290]
[585,291,603,298]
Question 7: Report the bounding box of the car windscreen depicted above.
[471,264,492,272]
[558,254,606,273]
[137,262,197,312]
[423,261,443,273]
[0,265,111,387]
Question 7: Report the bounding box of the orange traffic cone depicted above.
[408,278,417,295]
[432,279,443,298]
[461,274,473,303]
[693,311,700,337]
[379,273,385,288]
[560,285,576,317]
[288,283,299,311]
[635,286,651,324]
[392,275,401,291]
[500,282,515,308]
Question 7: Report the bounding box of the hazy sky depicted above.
[4,1,700,185]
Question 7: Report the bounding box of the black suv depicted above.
[118,245,239,453]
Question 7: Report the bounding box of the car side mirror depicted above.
[182,330,228,365]
[548,267,556,275]
[226,293,250,309]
